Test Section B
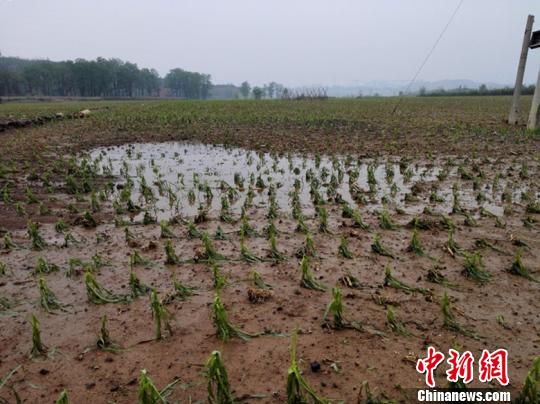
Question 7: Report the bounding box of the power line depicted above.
[392,0,466,114]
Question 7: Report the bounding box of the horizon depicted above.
[1,0,539,88]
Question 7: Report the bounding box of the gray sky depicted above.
[1,0,539,87]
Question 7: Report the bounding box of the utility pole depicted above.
[527,68,540,129]
[508,15,534,125]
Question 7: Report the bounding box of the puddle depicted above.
[86,142,512,221]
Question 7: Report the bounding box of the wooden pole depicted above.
[527,67,540,130]
[508,15,534,124]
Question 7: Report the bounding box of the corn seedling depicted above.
[341,202,354,218]
[429,191,445,203]
[96,315,123,352]
[299,256,326,292]
[84,271,130,304]
[294,232,316,259]
[251,269,272,290]
[29,314,48,358]
[187,221,202,239]
[163,277,197,304]
[407,229,425,256]
[508,250,538,282]
[338,270,364,289]
[338,235,353,259]
[123,226,136,243]
[463,212,477,227]
[34,257,59,275]
[90,191,100,212]
[38,278,66,313]
[0,295,12,311]
[27,220,45,250]
[523,216,537,229]
[386,305,413,336]
[439,215,455,230]
[0,262,6,276]
[219,196,234,223]
[295,214,309,234]
[240,215,257,237]
[408,216,436,230]
[150,289,172,340]
[3,233,16,250]
[268,232,286,262]
[286,329,329,404]
[516,356,540,404]
[324,287,346,329]
[130,271,152,298]
[474,238,509,255]
[160,220,175,238]
[199,232,226,262]
[130,250,153,268]
[212,292,254,341]
[62,232,80,248]
[441,291,478,339]
[378,208,397,230]
[214,225,227,240]
[426,261,454,288]
[211,263,228,290]
[79,211,98,228]
[164,240,181,265]
[137,369,167,404]
[452,188,464,214]
[25,186,39,204]
[445,230,464,257]
[384,266,430,295]
[316,206,329,233]
[240,233,263,263]
[351,209,370,230]
[263,220,278,239]
[91,253,110,270]
[195,203,209,223]
[15,201,26,216]
[462,252,491,283]
[371,234,397,259]
[526,202,540,214]
[142,210,157,225]
[38,201,51,215]
[205,351,235,404]
[1,184,11,203]
[55,390,69,404]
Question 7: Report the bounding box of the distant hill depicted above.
[325,79,508,97]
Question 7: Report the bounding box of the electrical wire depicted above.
[391,0,466,114]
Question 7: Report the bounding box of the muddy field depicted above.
[0,98,539,403]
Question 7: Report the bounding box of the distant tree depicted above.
[252,86,263,100]
[267,82,277,99]
[479,84,487,94]
[0,55,214,98]
[418,87,426,96]
[274,83,284,99]
[164,68,212,99]
[240,81,251,98]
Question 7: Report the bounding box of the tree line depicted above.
[239,81,287,99]
[0,55,213,99]
[418,84,536,97]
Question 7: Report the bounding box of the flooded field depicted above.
[0,98,539,403]
[88,142,527,221]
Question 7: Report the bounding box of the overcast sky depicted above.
[1,0,539,87]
